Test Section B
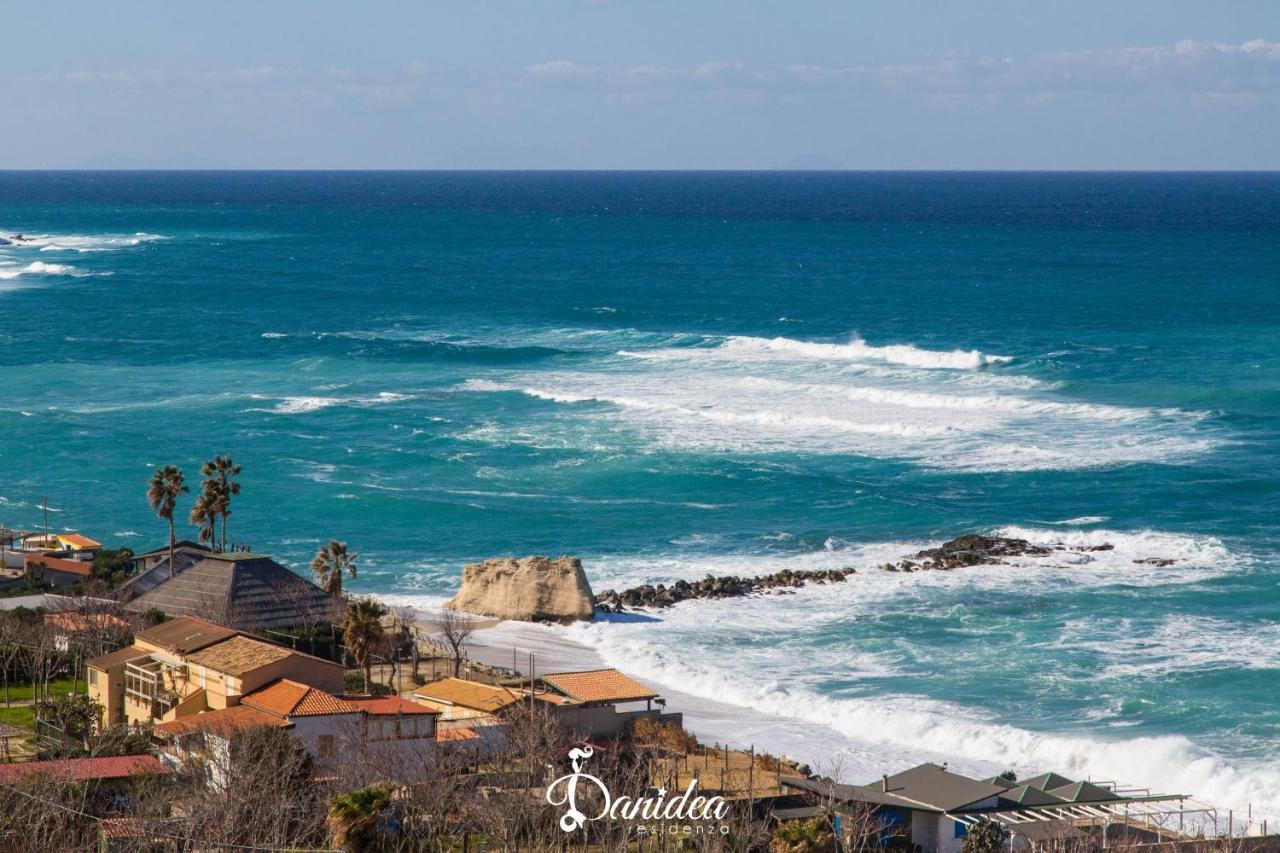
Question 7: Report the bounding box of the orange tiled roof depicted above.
[0,754,166,783]
[412,677,524,713]
[23,553,92,577]
[154,705,292,737]
[343,695,439,716]
[242,679,360,717]
[540,669,658,704]
[436,727,482,742]
[44,611,129,633]
[58,533,101,549]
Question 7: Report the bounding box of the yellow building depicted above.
[87,616,344,728]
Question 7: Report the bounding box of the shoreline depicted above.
[388,589,1280,824]
[402,605,1011,784]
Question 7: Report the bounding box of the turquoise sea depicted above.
[1,172,1278,814]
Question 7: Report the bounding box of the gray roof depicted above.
[123,554,343,630]
[134,617,238,653]
[983,775,1019,789]
[870,763,1008,812]
[1048,780,1122,804]
[130,541,212,561]
[1022,772,1077,792]
[115,546,211,602]
[781,776,935,812]
[998,784,1070,807]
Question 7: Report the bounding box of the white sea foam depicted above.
[379,519,1271,820]
[257,391,411,415]
[6,231,166,253]
[459,351,1217,472]
[0,260,89,280]
[625,334,1011,370]
[572,622,1280,822]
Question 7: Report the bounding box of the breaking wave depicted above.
[626,333,1012,370]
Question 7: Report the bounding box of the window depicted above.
[88,670,98,688]
[318,735,336,758]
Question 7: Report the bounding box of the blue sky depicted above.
[2,1,1278,169]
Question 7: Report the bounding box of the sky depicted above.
[1,1,1278,170]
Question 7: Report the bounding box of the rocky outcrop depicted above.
[595,567,856,612]
[447,556,595,623]
[597,533,1176,612]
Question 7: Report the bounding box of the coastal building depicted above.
[524,667,681,739]
[19,531,102,559]
[14,552,94,590]
[116,551,344,631]
[127,540,212,574]
[154,677,441,785]
[781,762,1211,853]
[86,616,344,727]
[412,676,526,721]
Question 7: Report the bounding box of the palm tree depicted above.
[343,597,386,695]
[200,454,241,551]
[188,492,218,547]
[147,465,188,579]
[311,539,359,596]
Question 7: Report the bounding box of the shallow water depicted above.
[1,171,1278,816]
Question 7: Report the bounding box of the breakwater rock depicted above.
[596,533,1160,612]
[595,567,856,612]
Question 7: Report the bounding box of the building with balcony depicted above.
[86,616,344,728]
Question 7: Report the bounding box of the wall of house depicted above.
[286,713,440,782]
[236,654,345,699]
[552,705,683,740]
[87,664,126,726]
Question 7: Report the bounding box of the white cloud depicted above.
[528,61,600,79]
[521,39,1280,102]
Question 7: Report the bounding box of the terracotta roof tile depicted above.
[184,635,293,676]
[343,695,439,716]
[23,554,93,577]
[154,705,292,737]
[242,679,360,717]
[413,677,525,713]
[44,611,129,633]
[59,533,101,549]
[540,669,658,704]
[0,754,166,784]
[436,727,482,742]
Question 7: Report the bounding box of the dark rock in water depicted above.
[910,534,1050,569]
[594,532,1159,612]
[1134,557,1176,567]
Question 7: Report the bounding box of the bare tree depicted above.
[438,608,476,678]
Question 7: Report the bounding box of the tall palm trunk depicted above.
[168,516,176,579]
[221,512,227,553]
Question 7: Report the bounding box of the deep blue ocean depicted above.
[1,172,1278,813]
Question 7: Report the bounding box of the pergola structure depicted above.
[0,526,35,550]
[947,792,1219,844]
